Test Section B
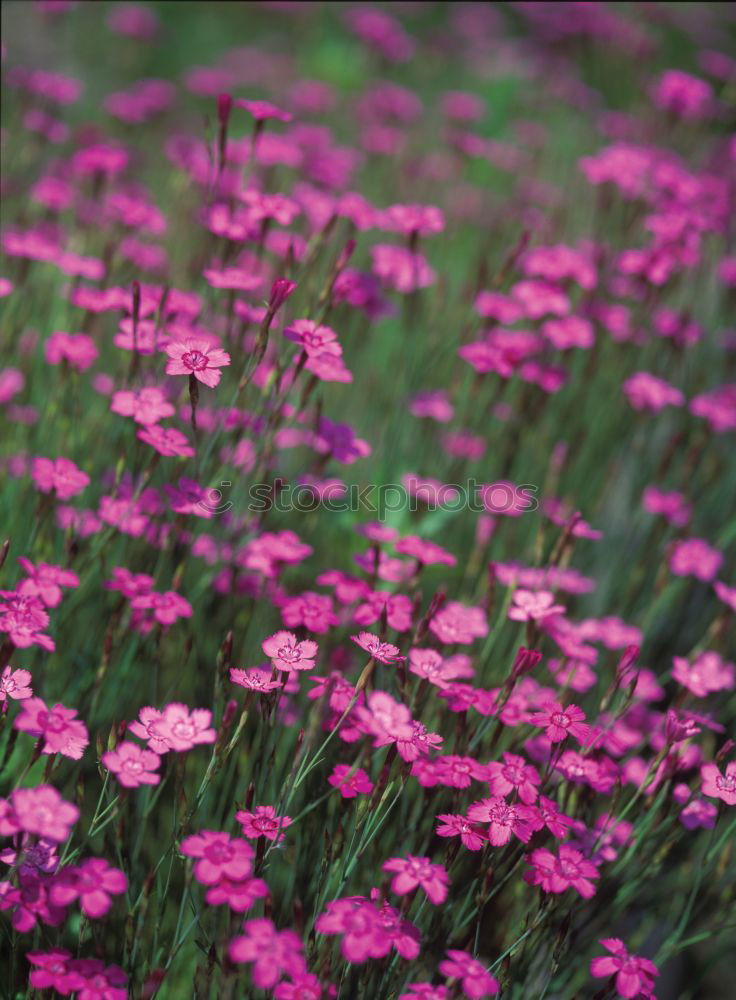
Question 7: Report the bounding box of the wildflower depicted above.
[17,558,79,607]
[50,859,127,918]
[236,805,293,842]
[382,856,449,904]
[485,752,541,803]
[235,99,292,123]
[180,831,254,884]
[328,764,374,798]
[409,390,454,422]
[228,917,303,989]
[700,761,736,805]
[165,337,230,388]
[230,667,283,692]
[110,386,175,425]
[429,601,488,645]
[466,796,541,846]
[351,631,403,663]
[283,319,339,355]
[25,950,82,993]
[31,456,89,499]
[205,873,268,912]
[10,786,79,842]
[354,591,413,632]
[536,795,574,838]
[0,665,33,706]
[590,938,659,998]
[395,535,457,567]
[356,691,414,747]
[14,697,89,759]
[530,701,590,744]
[508,589,566,622]
[44,331,98,372]
[102,741,162,788]
[435,814,486,851]
[669,539,723,581]
[262,630,318,672]
[315,897,394,963]
[622,372,684,411]
[137,424,195,457]
[281,592,338,634]
[653,69,712,119]
[130,589,193,626]
[524,844,600,897]
[148,703,216,752]
[672,652,735,697]
[673,784,718,830]
[439,950,499,998]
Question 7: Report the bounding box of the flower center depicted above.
[183,350,208,371]
[551,712,570,728]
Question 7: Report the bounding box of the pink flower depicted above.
[204,873,268,912]
[236,805,293,843]
[351,631,403,663]
[466,796,541,846]
[165,338,231,388]
[137,424,194,458]
[328,764,374,798]
[110,386,175,425]
[26,949,83,993]
[395,535,457,567]
[281,592,338,634]
[672,652,735,697]
[236,99,292,123]
[382,855,449,904]
[429,601,488,645]
[130,589,193,626]
[537,795,574,838]
[262,630,318,672]
[50,858,127,918]
[356,691,414,747]
[622,372,684,412]
[530,701,590,744]
[45,331,98,372]
[669,538,723,581]
[10,785,79,842]
[283,319,339,355]
[14,697,89,759]
[180,831,254,884]
[314,896,392,963]
[0,665,33,705]
[485,752,541,804]
[409,390,454,423]
[439,950,499,998]
[102,741,161,788]
[17,558,79,607]
[148,703,216,752]
[700,761,736,805]
[508,589,565,623]
[228,917,303,990]
[590,938,659,998]
[31,456,89,499]
[0,592,55,650]
[714,580,736,612]
[230,667,283,692]
[435,814,486,851]
[524,845,600,898]
[653,69,712,119]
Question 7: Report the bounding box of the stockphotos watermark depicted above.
[198,479,539,519]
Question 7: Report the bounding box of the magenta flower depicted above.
[315,896,415,963]
[235,98,292,123]
[204,874,268,912]
[281,592,338,634]
[0,665,33,706]
[672,652,735,697]
[590,938,659,998]
[230,667,283,692]
[283,319,339,355]
[351,631,403,663]
[356,690,414,747]
[395,535,457,567]
[622,372,684,411]
[485,752,541,804]
[110,386,175,425]
[669,538,723,581]
[508,589,565,623]
[700,761,736,806]
[26,950,83,993]
[180,831,254,884]
[466,797,541,847]
[436,814,486,851]
[165,338,230,388]
[148,703,216,752]
[10,786,79,842]
[102,741,162,788]
[44,331,98,371]
[536,796,574,839]
[382,855,449,904]
[14,697,89,759]
[524,845,600,898]
[262,630,318,672]
[530,701,590,744]
[439,950,499,998]
[31,456,89,499]
[0,592,55,650]
[130,589,193,626]
[429,601,488,645]
[17,558,79,607]
[228,917,303,990]
[138,423,196,457]
[328,764,374,798]
[236,805,293,843]
[50,858,127,918]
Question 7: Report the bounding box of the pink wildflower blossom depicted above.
[351,631,403,663]
[439,950,499,998]
[31,456,89,499]
[262,630,318,671]
[466,796,541,846]
[14,697,89,759]
[165,338,230,388]
[328,764,374,798]
[524,845,600,897]
[148,703,216,752]
[102,741,161,788]
[181,831,254,884]
[236,805,293,843]
[700,761,736,805]
[0,665,33,706]
[382,855,449,904]
[669,538,723,581]
[9,786,79,842]
[590,938,659,998]
[530,701,590,744]
[485,752,541,803]
[50,859,127,918]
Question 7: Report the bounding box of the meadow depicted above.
[1,2,735,998]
